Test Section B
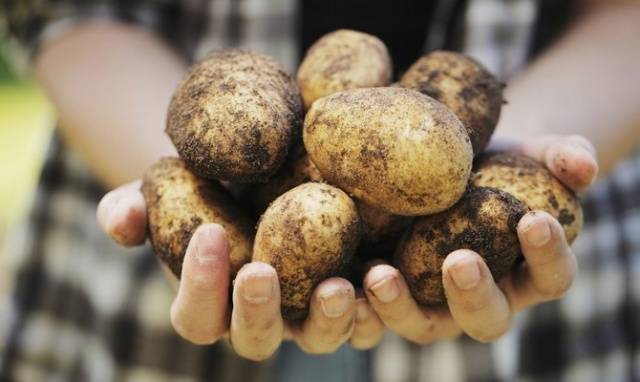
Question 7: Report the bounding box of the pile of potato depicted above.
[142,30,583,320]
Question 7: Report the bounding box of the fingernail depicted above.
[369,276,400,303]
[320,288,351,318]
[356,300,369,322]
[242,273,275,304]
[196,225,226,262]
[522,215,551,247]
[448,257,481,290]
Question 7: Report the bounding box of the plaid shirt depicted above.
[2,0,639,381]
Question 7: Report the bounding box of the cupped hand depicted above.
[97,186,384,360]
[363,134,598,343]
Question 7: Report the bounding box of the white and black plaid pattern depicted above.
[1,0,639,381]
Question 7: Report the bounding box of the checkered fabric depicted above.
[1,0,639,381]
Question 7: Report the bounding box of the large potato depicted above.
[253,183,360,320]
[399,51,503,153]
[304,87,473,216]
[141,157,254,278]
[297,29,392,109]
[471,152,583,243]
[166,49,303,183]
[395,187,527,306]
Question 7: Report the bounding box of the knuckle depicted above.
[235,343,279,361]
[456,295,491,314]
[473,328,506,343]
[378,298,413,322]
[170,305,222,345]
[187,275,216,295]
[534,277,573,300]
[568,135,595,153]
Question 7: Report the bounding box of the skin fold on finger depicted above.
[500,135,598,193]
[349,291,385,350]
[364,264,461,344]
[96,180,147,246]
[170,224,231,345]
[543,139,599,193]
[442,250,513,343]
[230,262,284,361]
[501,211,578,312]
[291,278,356,354]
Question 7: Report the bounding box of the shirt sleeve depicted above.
[0,0,207,60]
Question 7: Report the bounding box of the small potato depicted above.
[395,187,527,306]
[253,183,360,320]
[252,151,408,254]
[471,152,583,244]
[141,157,254,278]
[297,29,392,109]
[356,201,411,259]
[400,51,503,153]
[304,87,473,216]
[166,49,303,183]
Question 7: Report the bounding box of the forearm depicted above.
[34,21,186,188]
[496,1,640,174]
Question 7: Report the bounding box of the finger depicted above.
[364,264,461,344]
[442,250,512,342]
[292,278,356,354]
[501,211,578,311]
[349,291,385,350]
[96,180,147,246]
[514,135,598,193]
[230,262,283,361]
[170,224,230,345]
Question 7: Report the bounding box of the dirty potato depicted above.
[297,29,392,109]
[252,183,361,320]
[395,187,527,306]
[166,49,303,183]
[141,157,254,278]
[471,152,583,243]
[304,87,473,216]
[399,51,503,153]
[250,147,324,214]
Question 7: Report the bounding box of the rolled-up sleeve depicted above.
[1,0,207,60]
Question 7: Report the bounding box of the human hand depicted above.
[97,184,384,360]
[362,134,598,343]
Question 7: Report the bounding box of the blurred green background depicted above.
[0,34,54,282]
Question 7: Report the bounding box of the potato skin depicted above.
[304,87,473,216]
[399,51,503,154]
[250,147,324,214]
[395,187,527,306]
[297,29,392,109]
[141,157,254,278]
[471,152,583,244]
[253,183,361,320]
[166,49,303,183]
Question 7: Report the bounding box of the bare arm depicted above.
[34,21,185,188]
[497,0,640,174]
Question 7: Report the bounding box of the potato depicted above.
[253,182,361,320]
[141,157,254,278]
[471,152,583,244]
[297,29,392,109]
[399,51,503,154]
[253,149,409,257]
[395,187,527,306]
[356,201,411,258]
[166,49,303,183]
[304,87,473,216]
